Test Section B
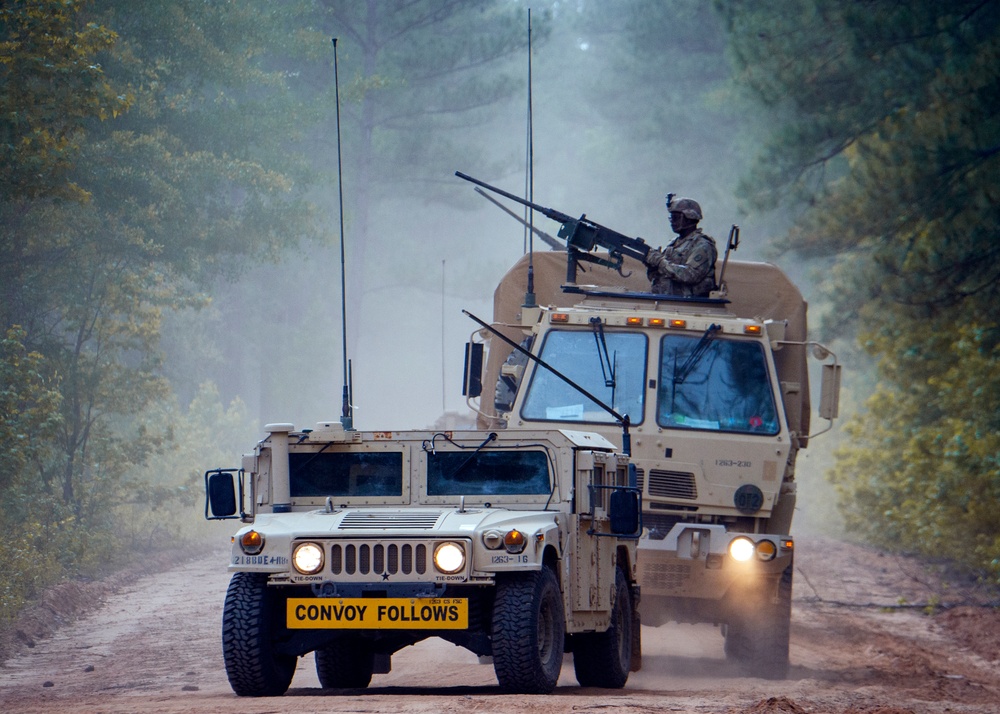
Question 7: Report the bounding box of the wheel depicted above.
[221,572,297,696]
[315,637,375,689]
[723,564,792,679]
[492,566,565,693]
[573,567,633,688]
[572,568,632,688]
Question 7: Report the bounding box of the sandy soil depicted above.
[1,535,998,714]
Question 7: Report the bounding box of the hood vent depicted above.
[339,511,444,530]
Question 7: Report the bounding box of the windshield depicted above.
[427,450,550,495]
[289,452,403,497]
[521,329,647,423]
[657,335,779,434]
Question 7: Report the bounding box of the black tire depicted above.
[315,638,375,689]
[723,564,792,679]
[573,567,633,688]
[222,572,297,696]
[492,566,565,693]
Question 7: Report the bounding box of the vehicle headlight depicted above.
[433,542,465,574]
[239,530,264,555]
[292,542,325,574]
[728,536,755,562]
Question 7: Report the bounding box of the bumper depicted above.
[637,524,791,621]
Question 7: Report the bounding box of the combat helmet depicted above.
[666,195,703,222]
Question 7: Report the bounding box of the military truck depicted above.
[205,424,642,695]
[463,243,839,680]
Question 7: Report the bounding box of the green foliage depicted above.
[0,0,130,202]
[833,318,1000,578]
[0,0,319,625]
[0,327,63,493]
[107,382,255,551]
[718,0,1000,577]
[0,329,69,622]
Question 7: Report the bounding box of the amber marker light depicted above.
[669,319,687,329]
[744,324,763,335]
[755,539,777,561]
[240,530,264,555]
[503,529,527,554]
[626,316,643,326]
[648,318,666,328]
[550,313,569,323]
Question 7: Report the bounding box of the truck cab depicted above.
[465,251,840,678]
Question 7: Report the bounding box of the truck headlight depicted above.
[728,536,755,562]
[433,542,465,574]
[292,542,325,574]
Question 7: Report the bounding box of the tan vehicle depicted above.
[464,246,840,680]
[205,425,642,695]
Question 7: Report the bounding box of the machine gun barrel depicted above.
[455,171,651,268]
[456,171,573,224]
[474,187,562,250]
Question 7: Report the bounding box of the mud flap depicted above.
[630,587,642,672]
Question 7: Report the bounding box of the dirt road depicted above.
[1,535,998,714]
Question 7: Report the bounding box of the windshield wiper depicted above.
[674,323,721,385]
[591,317,616,389]
[464,309,634,456]
[445,432,498,480]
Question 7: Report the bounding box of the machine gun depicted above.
[456,171,651,282]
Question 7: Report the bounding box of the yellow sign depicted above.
[287,597,468,630]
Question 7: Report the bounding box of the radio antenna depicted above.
[332,37,353,430]
[522,9,537,309]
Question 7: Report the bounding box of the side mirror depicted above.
[205,469,239,520]
[819,363,841,420]
[463,342,483,398]
[609,488,641,537]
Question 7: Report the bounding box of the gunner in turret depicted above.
[644,196,718,297]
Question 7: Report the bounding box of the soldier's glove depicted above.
[645,249,663,267]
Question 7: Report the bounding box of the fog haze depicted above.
[182,7,785,433]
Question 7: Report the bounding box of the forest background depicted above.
[1,0,997,624]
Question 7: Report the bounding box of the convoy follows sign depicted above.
[286,597,468,629]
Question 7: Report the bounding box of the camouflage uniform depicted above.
[645,197,718,297]
[646,229,718,297]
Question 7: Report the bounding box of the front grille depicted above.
[339,511,443,529]
[641,561,692,590]
[637,469,698,499]
[329,541,429,576]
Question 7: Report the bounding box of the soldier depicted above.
[644,196,718,297]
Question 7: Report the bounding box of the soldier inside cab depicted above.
[644,196,718,297]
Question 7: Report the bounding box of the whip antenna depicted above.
[522,9,537,309]
[333,37,353,430]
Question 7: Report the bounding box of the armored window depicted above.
[427,450,550,496]
[289,452,403,497]
[521,330,647,424]
[656,335,779,435]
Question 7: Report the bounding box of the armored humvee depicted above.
[464,248,840,680]
[206,424,642,695]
